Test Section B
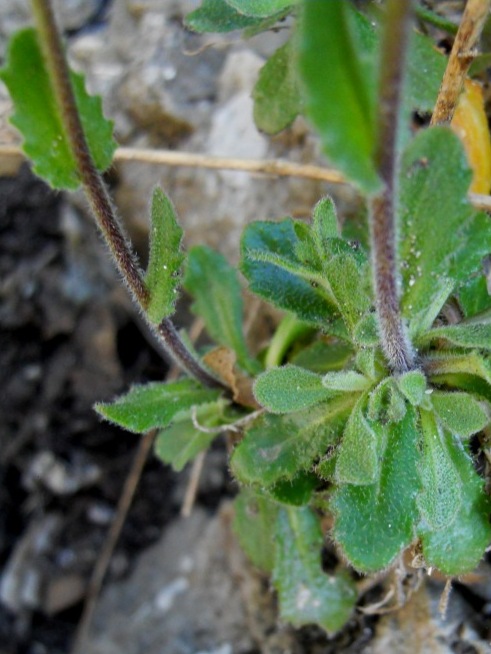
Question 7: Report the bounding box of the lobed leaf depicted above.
[144,188,184,323]
[231,396,353,486]
[184,245,259,374]
[273,507,357,634]
[0,28,116,190]
[233,489,278,572]
[154,399,228,471]
[332,406,420,572]
[253,39,302,134]
[431,391,488,438]
[95,379,221,433]
[418,437,491,575]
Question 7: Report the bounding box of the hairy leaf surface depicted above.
[254,365,335,413]
[184,0,261,32]
[431,391,488,438]
[233,490,278,572]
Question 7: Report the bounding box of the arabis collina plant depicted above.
[3,0,491,634]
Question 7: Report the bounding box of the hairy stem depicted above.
[30,0,224,390]
[431,0,491,126]
[370,0,415,373]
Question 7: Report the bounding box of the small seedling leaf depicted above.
[273,506,357,634]
[253,39,302,134]
[0,28,116,190]
[144,188,184,323]
[254,365,335,413]
[322,370,370,393]
[233,489,278,572]
[396,370,427,406]
[95,379,221,433]
[184,245,259,375]
[431,391,488,438]
[332,406,420,573]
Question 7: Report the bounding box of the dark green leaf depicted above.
[184,0,261,32]
[273,507,357,633]
[241,219,342,329]
[459,276,491,318]
[291,340,354,373]
[267,471,318,506]
[431,391,488,438]
[233,489,278,572]
[154,399,228,471]
[254,365,335,414]
[417,410,462,531]
[332,406,420,572]
[144,188,184,323]
[231,396,353,486]
[298,1,379,193]
[0,28,116,190]
[367,377,407,424]
[418,438,491,575]
[335,396,380,485]
[399,128,491,338]
[404,30,446,114]
[95,379,221,433]
[253,39,301,134]
[184,245,259,374]
[226,0,295,18]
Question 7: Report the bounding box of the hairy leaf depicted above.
[291,340,354,373]
[184,0,261,32]
[145,188,184,323]
[419,438,491,575]
[184,245,258,374]
[459,276,491,318]
[336,396,380,485]
[95,379,220,433]
[233,489,278,572]
[273,507,357,633]
[420,322,491,351]
[298,1,379,192]
[332,406,420,572]
[226,0,295,18]
[154,399,228,471]
[396,370,427,407]
[253,39,301,134]
[313,196,339,240]
[231,396,353,486]
[267,471,318,507]
[0,28,116,189]
[367,378,407,424]
[254,365,335,414]
[322,370,370,393]
[431,391,488,438]
[399,128,491,337]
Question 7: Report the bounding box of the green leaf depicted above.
[417,410,462,531]
[332,406,420,572]
[254,365,335,414]
[399,128,491,337]
[322,370,370,393]
[184,0,261,32]
[405,31,447,114]
[335,396,380,485]
[291,340,354,373]
[231,395,353,486]
[267,471,318,507]
[95,379,221,433]
[154,399,228,471]
[144,188,184,323]
[273,507,357,634]
[241,219,342,329]
[396,370,427,407]
[253,39,302,134]
[233,489,278,572]
[313,196,340,240]
[459,276,491,318]
[418,438,491,575]
[419,322,491,351]
[431,391,488,438]
[323,254,372,334]
[0,28,116,190]
[184,245,259,374]
[426,351,491,399]
[367,377,407,424]
[298,1,379,193]
[226,0,295,18]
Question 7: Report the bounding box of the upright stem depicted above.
[30,0,224,390]
[370,0,415,373]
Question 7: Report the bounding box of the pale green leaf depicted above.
[312,196,339,240]
[231,396,353,486]
[273,507,357,634]
[253,39,301,134]
[154,399,228,471]
[254,365,335,414]
[226,0,295,18]
[0,28,116,190]
[322,370,370,392]
[420,322,491,351]
[431,391,489,438]
[184,245,259,374]
[233,489,278,572]
[291,340,354,374]
[396,370,427,407]
[184,0,261,32]
[95,379,221,433]
[144,188,184,323]
[332,406,420,572]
